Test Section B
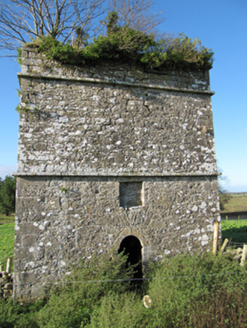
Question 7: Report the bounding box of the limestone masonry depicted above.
[14,47,220,299]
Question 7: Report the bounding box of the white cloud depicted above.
[0,165,16,179]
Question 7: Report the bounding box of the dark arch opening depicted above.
[118,235,143,281]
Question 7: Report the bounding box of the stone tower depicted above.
[14,47,220,299]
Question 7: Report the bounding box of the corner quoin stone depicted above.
[14,47,220,300]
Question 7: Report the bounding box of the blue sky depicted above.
[0,0,246,192]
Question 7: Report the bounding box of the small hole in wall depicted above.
[119,182,143,208]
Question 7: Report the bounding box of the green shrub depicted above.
[0,298,45,328]
[36,36,83,65]
[182,288,247,327]
[87,291,144,328]
[77,252,247,328]
[33,32,213,71]
[36,251,134,328]
[1,252,246,327]
[0,299,20,328]
[145,252,247,327]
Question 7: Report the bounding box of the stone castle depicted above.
[14,47,220,299]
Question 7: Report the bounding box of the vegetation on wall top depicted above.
[1,0,213,71]
[23,12,214,72]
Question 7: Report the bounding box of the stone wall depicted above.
[17,48,216,176]
[14,47,220,299]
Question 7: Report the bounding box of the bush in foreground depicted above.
[87,252,247,328]
[0,252,246,327]
[144,252,247,327]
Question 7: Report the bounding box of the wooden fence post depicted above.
[221,238,229,253]
[6,257,13,274]
[212,222,219,255]
[240,245,247,267]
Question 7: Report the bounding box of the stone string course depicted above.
[14,47,220,300]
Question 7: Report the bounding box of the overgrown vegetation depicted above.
[22,12,214,72]
[1,252,247,327]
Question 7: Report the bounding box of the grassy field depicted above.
[0,226,15,270]
[221,219,247,244]
[0,213,15,225]
[221,193,247,213]
[0,214,15,269]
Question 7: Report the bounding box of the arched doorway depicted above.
[118,235,143,280]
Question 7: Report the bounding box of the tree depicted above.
[219,183,231,211]
[108,0,164,34]
[219,190,231,211]
[0,0,105,54]
[0,0,164,56]
[218,168,231,211]
[0,175,16,216]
